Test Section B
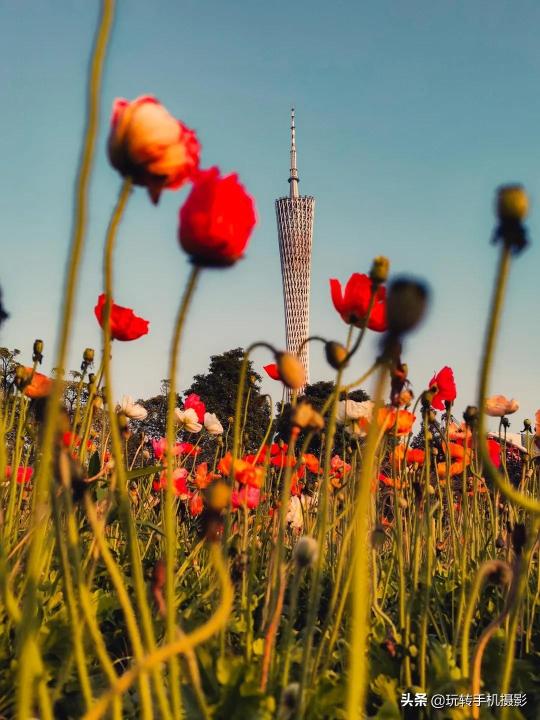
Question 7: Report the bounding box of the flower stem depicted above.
[15,2,115,715]
[164,264,201,717]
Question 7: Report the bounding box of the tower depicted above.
[275,108,315,395]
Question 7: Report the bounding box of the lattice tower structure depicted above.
[275,108,315,396]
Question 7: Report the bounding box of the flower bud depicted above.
[275,352,305,390]
[207,481,231,512]
[386,278,429,336]
[33,339,44,363]
[281,683,300,712]
[117,412,129,432]
[292,536,319,568]
[88,373,96,384]
[14,365,32,389]
[369,256,390,285]
[523,419,532,432]
[463,405,478,427]
[496,184,528,222]
[324,341,349,370]
[93,396,104,411]
[83,348,95,365]
[292,402,325,431]
[501,416,510,429]
[372,524,387,548]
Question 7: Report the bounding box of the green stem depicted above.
[164,264,201,717]
[15,3,115,715]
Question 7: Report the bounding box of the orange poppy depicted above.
[378,407,415,436]
[23,369,53,399]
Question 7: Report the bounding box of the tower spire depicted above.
[289,107,299,198]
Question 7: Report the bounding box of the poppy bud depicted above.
[324,341,349,370]
[281,683,300,712]
[292,402,325,431]
[369,256,390,286]
[14,365,32,389]
[207,481,231,512]
[88,373,96,384]
[83,348,95,365]
[372,524,387,548]
[501,417,510,429]
[463,405,478,427]
[275,352,305,390]
[511,523,527,555]
[496,184,528,222]
[493,185,529,253]
[33,339,44,364]
[386,278,429,336]
[293,536,319,568]
[523,419,532,432]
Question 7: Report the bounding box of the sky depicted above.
[1,0,540,429]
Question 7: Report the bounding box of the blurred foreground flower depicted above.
[330,273,387,331]
[22,369,53,399]
[108,95,200,204]
[485,394,519,417]
[5,466,33,484]
[179,167,256,266]
[95,294,149,341]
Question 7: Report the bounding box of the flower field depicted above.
[1,4,539,720]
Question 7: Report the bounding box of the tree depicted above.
[183,348,271,450]
[0,347,20,397]
[275,380,370,454]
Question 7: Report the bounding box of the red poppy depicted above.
[392,445,425,466]
[487,438,501,468]
[94,294,149,342]
[217,452,264,488]
[428,367,456,410]
[189,493,204,517]
[330,273,387,332]
[5,465,33,484]
[183,393,206,423]
[231,486,260,510]
[194,462,219,489]
[179,166,257,266]
[264,363,282,381]
[302,453,320,474]
[153,468,189,497]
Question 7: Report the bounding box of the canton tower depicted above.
[275,108,315,394]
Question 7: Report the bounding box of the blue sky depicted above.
[1,0,540,428]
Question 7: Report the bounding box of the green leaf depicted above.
[126,464,163,481]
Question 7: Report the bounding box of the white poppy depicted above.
[336,399,374,438]
[117,395,148,421]
[174,407,202,433]
[286,494,314,531]
[204,412,223,435]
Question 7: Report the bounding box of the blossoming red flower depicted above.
[330,273,387,332]
[108,96,200,204]
[179,167,257,266]
[95,294,149,342]
[428,367,456,410]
